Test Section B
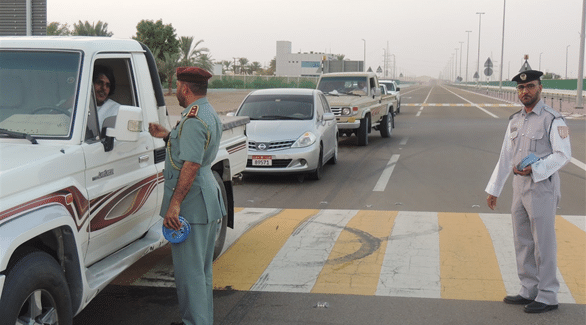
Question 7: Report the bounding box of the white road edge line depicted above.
[400,137,409,146]
[373,154,400,192]
[571,157,586,171]
[441,85,499,118]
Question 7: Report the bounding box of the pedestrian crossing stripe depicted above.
[404,103,522,107]
[130,209,586,305]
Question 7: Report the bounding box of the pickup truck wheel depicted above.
[213,171,228,260]
[0,250,72,325]
[379,113,393,138]
[309,145,323,180]
[357,115,369,146]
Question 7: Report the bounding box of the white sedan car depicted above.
[379,79,401,113]
[234,88,338,180]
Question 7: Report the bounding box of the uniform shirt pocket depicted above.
[528,131,545,152]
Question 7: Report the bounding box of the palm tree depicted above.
[46,22,70,36]
[154,49,181,95]
[178,36,209,66]
[194,53,214,72]
[250,62,262,74]
[335,54,345,61]
[238,58,249,75]
[72,20,113,36]
[222,60,232,74]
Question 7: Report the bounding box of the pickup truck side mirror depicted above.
[105,105,143,142]
[396,87,401,91]
[373,88,382,97]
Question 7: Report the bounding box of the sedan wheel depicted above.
[309,145,324,180]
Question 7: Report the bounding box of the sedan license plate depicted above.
[252,155,272,166]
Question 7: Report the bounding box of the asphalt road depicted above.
[74,84,585,325]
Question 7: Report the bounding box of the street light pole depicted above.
[498,0,506,90]
[362,38,366,72]
[391,54,396,79]
[466,30,472,83]
[566,45,570,79]
[382,48,387,78]
[455,48,459,81]
[459,42,464,77]
[576,0,585,109]
[539,52,543,71]
[476,12,485,86]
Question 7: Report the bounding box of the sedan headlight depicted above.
[341,107,352,116]
[291,132,317,148]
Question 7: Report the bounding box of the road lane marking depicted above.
[376,211,441,298]
[312,210,398,295]
[438,213,506,301]
[571,157,586,171]
[556,216,586,304]
[441,86,499,118]
[213,209,318,290]
[373,154,400,192]
[123,209,585,304]
[250,209,357,292]
[399,137,409,146]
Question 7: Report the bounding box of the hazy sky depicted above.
[48,0,584,80]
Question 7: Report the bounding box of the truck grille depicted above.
[249,140,296,151]
[330,107,342,116]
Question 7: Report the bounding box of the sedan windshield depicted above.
[237,94,314,120]
[0,50,81,138]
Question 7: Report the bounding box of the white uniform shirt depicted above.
[97,98,120,128]
[485,100,572,197]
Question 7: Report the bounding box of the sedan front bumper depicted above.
[245,143,321,174]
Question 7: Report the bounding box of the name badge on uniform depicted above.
[558,126,569,139]
[510,126,518,140]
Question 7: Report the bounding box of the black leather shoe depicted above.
[524,301,558,313]
[503,295,534,305]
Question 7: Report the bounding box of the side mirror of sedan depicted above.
[323,112,335,121]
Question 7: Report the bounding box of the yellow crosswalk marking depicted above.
[438,213,506,301]
[311,210,397,295]
[556,216,586,304]
[213,209,318,290]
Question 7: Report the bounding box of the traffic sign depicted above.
[484,68,493,76]
[473,71,479,80]
[376,66,382,73]
[484,57,493,68]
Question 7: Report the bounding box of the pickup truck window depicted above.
[237,94,314,120]
[317,76,368,95]
[0,50,81,137]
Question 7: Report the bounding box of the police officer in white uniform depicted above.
[486,69,572,313]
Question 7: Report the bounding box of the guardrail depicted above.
[455,84,584,113]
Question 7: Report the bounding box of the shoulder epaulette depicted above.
[509,109,522,120]
[186,105,199,118]
[542,106,562,119]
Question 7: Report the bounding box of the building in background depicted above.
[0,0,47,36]
[275,41,363,77]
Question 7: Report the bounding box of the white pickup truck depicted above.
[0,37,248,324]
[317,72,397,146]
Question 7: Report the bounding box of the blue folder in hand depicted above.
[163,216,191,244]
[517,153,540,171]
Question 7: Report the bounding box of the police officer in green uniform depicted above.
[486,69,572,314]
[149,67,225,325]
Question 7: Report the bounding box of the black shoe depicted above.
[524,301,558,313]
[503,295,534,305]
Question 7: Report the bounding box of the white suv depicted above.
[379,80,401,113]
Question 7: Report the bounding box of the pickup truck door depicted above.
[82,56,161,266]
